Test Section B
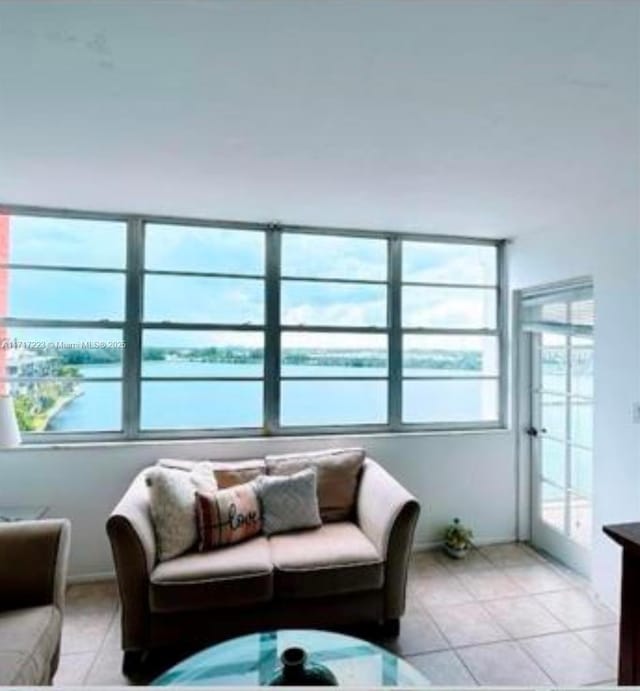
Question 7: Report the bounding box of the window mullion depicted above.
[388,236,402,429]
[264,226,281,434]
[122,218,144,439]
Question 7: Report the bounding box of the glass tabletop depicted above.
[153,629,429,687]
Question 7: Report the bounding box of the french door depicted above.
[523,282,594,576]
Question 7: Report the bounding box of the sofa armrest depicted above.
[0,519,70,612]
[357,458,420,619]
[106,470,156,650]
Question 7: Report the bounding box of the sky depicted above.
[2,215,497,350]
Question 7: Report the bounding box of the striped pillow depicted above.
[195,482,262,550]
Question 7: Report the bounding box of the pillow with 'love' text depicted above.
[195,481,262,551]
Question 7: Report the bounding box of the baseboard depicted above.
[413,536,517,552]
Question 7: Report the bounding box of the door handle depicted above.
[526,427,548,437]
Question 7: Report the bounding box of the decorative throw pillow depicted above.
[146,463,218,561]
[195,482,262,550]
[265,448,365,522]
[255,468,321,536]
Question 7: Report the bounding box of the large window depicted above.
[401,241,500,424]
[0,214,127,434]
[280,233,388,428]
[0,209,504,440]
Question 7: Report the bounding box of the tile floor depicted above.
[54,542,620,687]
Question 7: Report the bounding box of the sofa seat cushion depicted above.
[0,605,61,685]
[269,522,384,599]
[149,536,273,612]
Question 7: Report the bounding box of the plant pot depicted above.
[444,543,469,559]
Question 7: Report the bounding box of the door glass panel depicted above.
[571,339,593,398]
[540,393,566,440]
[541,438,565,487]
[570,446,592,497]
[540,339,567,393]
[541,481,565,533]
[570,398,593,448]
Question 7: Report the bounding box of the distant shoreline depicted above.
[42,388,83,431]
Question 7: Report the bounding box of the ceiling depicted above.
[0,0,637,239]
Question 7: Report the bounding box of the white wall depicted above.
[510,226,640,607]
[0,432,514,579]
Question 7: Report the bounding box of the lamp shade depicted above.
[0,396,21,447]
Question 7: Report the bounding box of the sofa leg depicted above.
[381,618,400,637]
[122,650,144,677]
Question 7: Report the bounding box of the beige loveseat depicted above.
[0,519,70,685]
[107,455,419,676]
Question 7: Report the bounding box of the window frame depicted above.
[0,204,507,442]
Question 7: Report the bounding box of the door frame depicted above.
[514,277,594,577]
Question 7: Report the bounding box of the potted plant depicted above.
[444,517,473,559]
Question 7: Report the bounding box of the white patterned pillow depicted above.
[255,468,321,536]
[146,463,218,561]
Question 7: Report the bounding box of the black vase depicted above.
[268,646,337,686]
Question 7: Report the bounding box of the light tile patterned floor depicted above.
[54,543,619,687]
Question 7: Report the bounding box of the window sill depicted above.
[5,425,511,452]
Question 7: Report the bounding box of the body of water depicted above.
[47,361,499,431]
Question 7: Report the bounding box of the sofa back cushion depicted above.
[195,482,262,551]
[211,459,266,489]
[265,448,365,522]
[157,458,265,489]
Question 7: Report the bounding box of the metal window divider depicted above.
[122,217,144,438]
[264,225,281,434]
[388,236,402,429]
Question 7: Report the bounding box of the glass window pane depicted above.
[282,233,387,281]
[144,276,264,324]
[142,330,263,378]
[570,300,594,327]
[403,335,498,377]
[542,332,566,347]
[541,481,565,533]
[570,446,592,497]
[141,381,262,429]
[281,281,386,327]
[571,341,593,398]
[541,393,566,440]
[145,224,264,275]
[5,269,124,321]
[570,398,593,448]
[0,327,123,379]
[540,342,567,393]
[570,492,592,546]
[402,286,496,329]
[403,242,497,285]
[402,379,498,423]
[1,215,126,268]
[281,332,387,378]
[281,380,387,426]
[6,381,121,433]
[541,438,565,487]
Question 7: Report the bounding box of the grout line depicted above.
[78,597,120,685]
[450,647,481,686]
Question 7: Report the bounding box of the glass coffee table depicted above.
[153,629,429,687]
